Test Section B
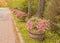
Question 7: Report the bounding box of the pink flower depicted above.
[38,29,41,32]
[26,19,33,30]
[37,25,42,29]
[44,20,49,22]
[42,29,45,32]
[26,18,50,32]
[27,24,32,30]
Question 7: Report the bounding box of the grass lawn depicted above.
[13,14,60,43]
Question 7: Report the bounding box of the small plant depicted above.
[26,17,50,32]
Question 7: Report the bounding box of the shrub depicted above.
[13,8,26,21]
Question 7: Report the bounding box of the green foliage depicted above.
[44,0,60,23]
[13,14,60,43]
[6,0,28,13]
[6,0,17,8]
[19,0,28,13]
[30,0,38,16]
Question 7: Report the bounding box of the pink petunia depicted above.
[37,24,43,29]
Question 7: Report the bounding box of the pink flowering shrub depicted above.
[13,8,26,21]
[13,9,26,17]
[26,17,50,32]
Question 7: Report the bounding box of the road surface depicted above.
[0,8,18,43]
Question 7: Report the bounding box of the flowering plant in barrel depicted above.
[26,17,50,40]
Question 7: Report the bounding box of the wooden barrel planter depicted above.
[27,29,45,41]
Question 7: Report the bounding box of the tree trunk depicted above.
[28,0,32,18]
[37,0,45,18]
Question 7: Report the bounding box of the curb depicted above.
[11,14,25,43]
[12,18,20,43]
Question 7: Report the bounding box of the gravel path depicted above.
[0,8,17,43]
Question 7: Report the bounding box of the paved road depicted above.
[0,8,17,43]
